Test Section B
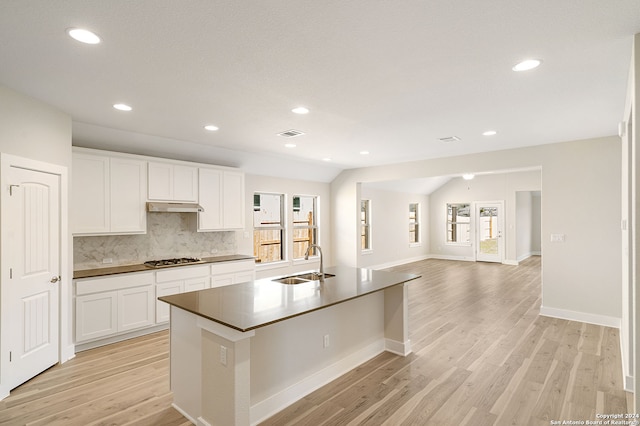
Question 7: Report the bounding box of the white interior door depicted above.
[5,166,60,390]
[475,201,504,263]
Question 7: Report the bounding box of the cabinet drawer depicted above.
[155,264,210,283]
[76,271,154,295]
[210,260,255,275]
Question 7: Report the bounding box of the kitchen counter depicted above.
[73,254,255,279]
[163,266,419,425]
[159,265,419,332]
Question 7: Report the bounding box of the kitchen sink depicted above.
[294,272,335,281]
[273,277,310,285]
[272,272,336,285]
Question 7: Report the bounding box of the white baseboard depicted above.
[74,323,169,352]
[540,306,621,329]
[502,259,519,266]
[385,338,411,356]
[172,403,198,425]
[427,254,475,262]
[250,339,385,425]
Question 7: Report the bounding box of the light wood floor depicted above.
[0,257,631,425]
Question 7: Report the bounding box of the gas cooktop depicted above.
[144,257,204,268]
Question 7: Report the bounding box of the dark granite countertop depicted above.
[73,254,256,279]
[159,266,420,332]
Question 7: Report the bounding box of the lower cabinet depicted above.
[75,271,155,344]
[75,260,256,347]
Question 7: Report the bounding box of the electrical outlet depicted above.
[220,345,227,366]
[102,258,113,264]
[323,334,330,348]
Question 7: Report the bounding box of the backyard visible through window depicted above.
[293,195,318,259]
[361,199,371,250]
[447,203,471,244]
[409,203,419,244]
[253,193,284,263]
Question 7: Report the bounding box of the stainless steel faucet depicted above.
[304,244,324,281]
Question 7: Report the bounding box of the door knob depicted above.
[50,276,60,283]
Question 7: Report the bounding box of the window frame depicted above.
[361,199,372,252]
[409,202,420,247]
[253,192,287,265]
[446,202,471,246]
[292,195,319,261]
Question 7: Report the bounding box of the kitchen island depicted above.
[159,266,419,426]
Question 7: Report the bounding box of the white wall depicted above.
[242,174,331,279]
[516,191,541,261]
[358,186,429,269]
[428,171,541,263]
[331,136,621,327]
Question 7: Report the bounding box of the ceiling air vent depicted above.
[277,129,305,138]
[438,136,461,143]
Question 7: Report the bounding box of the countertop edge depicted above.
[73,254,256,279]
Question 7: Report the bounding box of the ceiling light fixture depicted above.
[463,173,475,180]
[482,130,497,136]
[292,107,309,114]
[512,59,542,72]
[113,103,132,111]
[67,28,101,44]
[204,125,219,131]
[284,143,297,148]
[360,151,370,155]
[322,157,332,162]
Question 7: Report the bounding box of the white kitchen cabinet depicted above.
[75,271,155,344]
[119,285,155,331]
[210,260,255,288]
[72,150,147,235]
[148,162,198,202]
[155,265,210,323]
[198,168,245,231]
[75,291,118,342]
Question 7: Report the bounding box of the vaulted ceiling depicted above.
[1,1,638,182]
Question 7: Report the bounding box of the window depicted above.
[293,195,318,259]
[447,203,471,244]
[361,199,371,250]
[409,203,420,245]
[253,193,285,263]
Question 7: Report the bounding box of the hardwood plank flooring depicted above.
[0,256,630,425]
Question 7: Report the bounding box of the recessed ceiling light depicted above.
[360,151,370,155]
[292,107,309,114]
[284,143,297,148]
[204,125,219,131]
[67,28,101,44]
[463,174,475,180]
[322,157,332,162]
[113,103,132,111]
[482,130,497,136]
[512,59,542,72]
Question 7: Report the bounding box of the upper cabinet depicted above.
[198,168,245,231]
[72,151,147,235]
[148,162,198,202]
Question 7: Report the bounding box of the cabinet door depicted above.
[148,162,173,200]
[76,291,118,343]
[198,168,223,231]
[119,285,155,332]
[173,165,198,202]
[184,277,209,292]
[223,171,245,229]
[72,153,109,234]
[234,270,255,285]
[211,273,235,288]
[110,158,147,233]
[156,281,184,323]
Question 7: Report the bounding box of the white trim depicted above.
[516,251,541,263]
[502,260,519,266]
[171,403,198,425]
[74,324,169,352]
[385,338,412,356]
[620,332,635,392]
[197,317,255,342]
[249,339,385,425]
[428,254,475,262]
[540,306,621,329]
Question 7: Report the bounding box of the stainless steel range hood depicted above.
[147,202,204,213]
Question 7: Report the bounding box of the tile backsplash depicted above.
[74,213,238,269]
